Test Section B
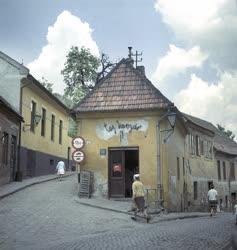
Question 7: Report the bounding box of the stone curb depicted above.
[75,199,209,223]
[0,172,76,200]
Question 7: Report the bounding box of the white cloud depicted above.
[154,0,237,71]
[27,10,100,94]
[152,45,207,85]
[174,72,237,136]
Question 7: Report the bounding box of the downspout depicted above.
[16,78,31,181]
[156,119,162,206]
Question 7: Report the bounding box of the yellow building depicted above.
[20,75,73,178]
[73,57,187,211]
[183,114,237,211]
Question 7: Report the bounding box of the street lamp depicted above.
[156,109,177,208]
[23,113,42,131]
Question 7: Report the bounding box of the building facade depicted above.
[0,51,28,185]
[20,75,73,178]
[73,58,188,211]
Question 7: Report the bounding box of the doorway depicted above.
[108,147,139,198]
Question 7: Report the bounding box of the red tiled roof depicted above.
[73,59,172,113]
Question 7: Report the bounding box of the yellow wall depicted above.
[76,111,188,209]
[21,84,71,159]
[77,112,159,196]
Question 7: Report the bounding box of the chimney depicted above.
[136,65,145,75]
[127,46,134,66]
[128,46,132,59]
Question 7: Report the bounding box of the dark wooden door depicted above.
[109,150,125,198]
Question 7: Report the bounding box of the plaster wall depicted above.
[0,58,27,112]
[76,112,159,198]
[21,86,71,167]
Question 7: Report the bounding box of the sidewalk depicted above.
[0,171,75,200]
[75,196,210,224]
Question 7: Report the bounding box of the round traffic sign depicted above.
[72,150,85,163]
[72,136,85,149]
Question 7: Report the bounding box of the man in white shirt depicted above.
[207,184,218,216]
[234,202,237,225]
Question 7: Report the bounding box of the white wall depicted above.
[0,57,27,112]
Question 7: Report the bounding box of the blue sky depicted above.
[1,0,237,137]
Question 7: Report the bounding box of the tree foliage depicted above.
[217,124,235,140]
[40,77,53,93]
[61,46,114,105]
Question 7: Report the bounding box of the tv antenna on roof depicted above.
[128,47,143,68]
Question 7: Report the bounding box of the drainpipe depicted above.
[156,119,162,205]
[16,78,31,181]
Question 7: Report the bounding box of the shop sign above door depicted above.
[72,136,85,149]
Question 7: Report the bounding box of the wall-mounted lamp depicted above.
[23,114,42,132]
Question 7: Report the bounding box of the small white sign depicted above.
[72,150,85,163]
[72,136,85,149]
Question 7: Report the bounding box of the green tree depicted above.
[61,46,114,105]
[40,77,53,93]
[217,124,235,140]
[61,46,100,103]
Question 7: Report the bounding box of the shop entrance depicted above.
[108,147,139,198]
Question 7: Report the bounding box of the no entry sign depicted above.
[72,136,85,149]
[72,150,85,163]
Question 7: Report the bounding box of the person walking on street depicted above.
[56,160,65,181]
[207,184,218,217]
[233,202,237,225]
[132,174,150,222]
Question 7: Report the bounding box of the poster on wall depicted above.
[112,163,122,177]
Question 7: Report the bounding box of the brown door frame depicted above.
[108,147,139,198]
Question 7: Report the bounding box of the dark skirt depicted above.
[134,197,145,211]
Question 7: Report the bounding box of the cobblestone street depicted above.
[0,175,236,250]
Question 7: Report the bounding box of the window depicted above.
[195,135,200,156]
[50,159,54,166]
[41,108,46,136]
[2,132,9,165]
[204,140,213,159]
[183,157,185,176]
[190,134,195,155]
[200,140,204,155]
[59,120,63,144]
[51,114,55,141]
[223,161,226,180]
[217,160,221,180]
[230,162,235,181]
[194,181,198,200]
[30,101,36,132]
[177,157,180,180]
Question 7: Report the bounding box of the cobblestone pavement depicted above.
[0,175,236,250]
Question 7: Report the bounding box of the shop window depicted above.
[217,160,221,180]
